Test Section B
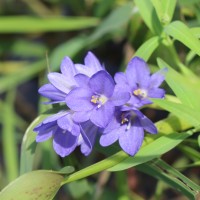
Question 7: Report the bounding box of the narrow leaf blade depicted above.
[0,16,99,33]
[164,21,200,56]
[109,131,191,171]
[134,36,161,61]
[135,0,163,35]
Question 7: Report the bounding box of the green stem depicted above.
[61,115,196,186]
[61,151,128,185]
[2,90,19,182]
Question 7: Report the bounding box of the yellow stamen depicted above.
[133,89,141,96]
[133,88,147,98]
[121,117,129,124]
[91,95,98,104]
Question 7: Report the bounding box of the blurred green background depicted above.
[1,0,200,199]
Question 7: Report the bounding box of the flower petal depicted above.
[103,109,121,133]
[100,126,122,146]
[35,122,56,142]
[89,71,115,97]
[72,111,91,123]
[114,72,127,85]
[65,87,94,111]
[137,114,157,134]
[74,74,90,87]
[60,56,77,77]
[43,111,68,124]
[90,101,115,128]
[84,51,103,72]
[48,72,75,94]
[39,83,66,102]
[79,121,99,156]
[119,118,144,156]
[111,87,130,106]
[150,68,167,88]
[57,114,80,136]
[148,88,165,98]
[126,57,150,88]
[53,129,78,157]
[127,95,141,108]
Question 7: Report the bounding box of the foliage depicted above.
[0,0,200,199]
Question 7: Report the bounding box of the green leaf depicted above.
[151,0,177,25]
[164,21,200,56]
[50,36,87,71]
[191,27,200,38]
[20,115,45,175]
[198,135,200,147]
[137,159,200,199]
[61,151,129,185]
[2,90,18,182]
[178,0,200,6]
[152,99,200,127]
[179,145,200,161]
[0,60,46,93]
[89,3,134,42]
[108,131,192,171]
[10,39,47,58]
[0,170,64,200]
[68,180,92,199]
[135,0,163,35]
[157,58,200,109]
[20,106,67,175]
[0,16,99,33]
[156,113,191,134]
[134,36,161,61]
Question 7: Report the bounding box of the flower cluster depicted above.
[34,52,166,157]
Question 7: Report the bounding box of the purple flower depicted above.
[39,52,104,104]
[100,107,157,156]
[34,110,99,157]
[65,70,130,128]
[114,57,166,108]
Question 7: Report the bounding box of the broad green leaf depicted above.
[89,3,134,42]
[156,113,191,134]
[0,170,65,200]
[137,159,200,199]
[151,0,176,25]
[157,58,200,109]
[135,0,163,35]
[0,16,99,33]
[164,21,200,56]
[191,27,200,38]
[20,106,67,175]
[50,36,87,71]
[178,62,200,82]
[152,99,200,127]
[108,131,192,171]
[0,60,46,93]
[134,36,161,61]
